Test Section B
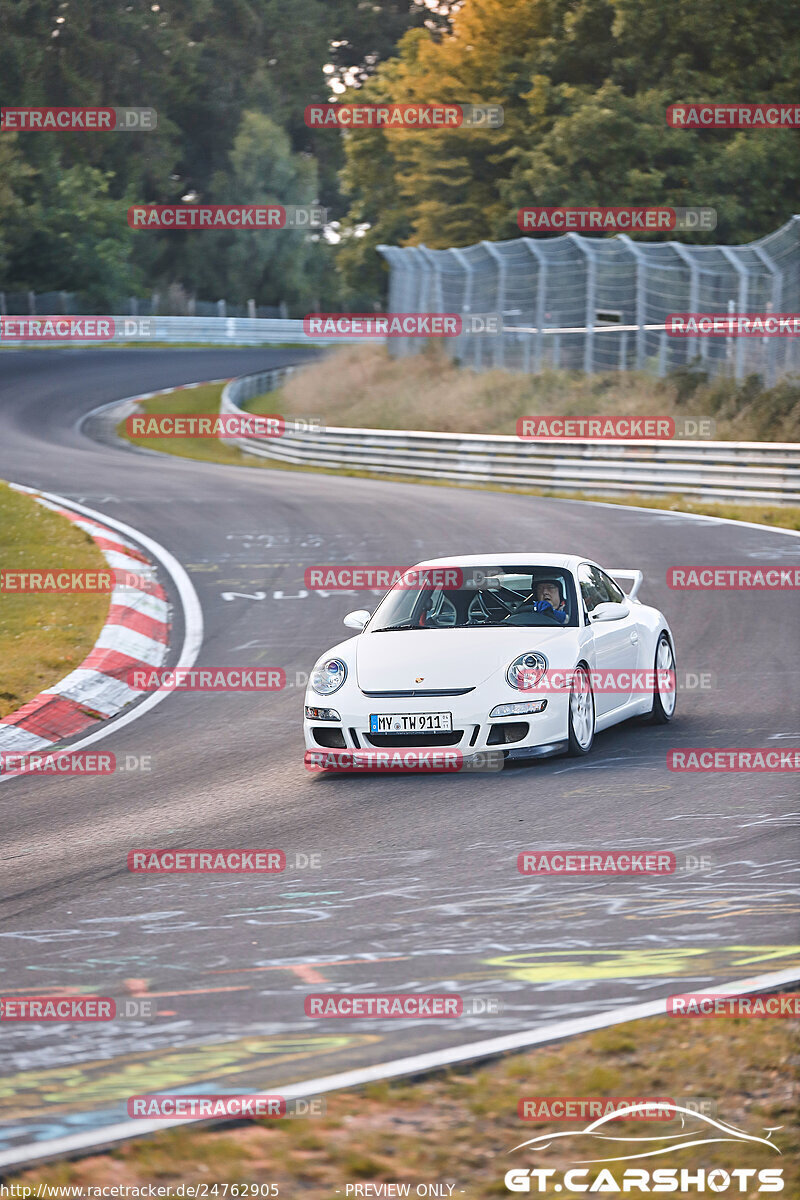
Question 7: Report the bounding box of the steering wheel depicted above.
[471,586,521,622]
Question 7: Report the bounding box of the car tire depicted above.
[650,632,677,724]
[567,664,595,755]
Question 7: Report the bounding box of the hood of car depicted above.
[355,626,579,691]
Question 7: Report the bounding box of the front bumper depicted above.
[303,683,570,759]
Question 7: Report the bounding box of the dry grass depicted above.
[249,342,800,442]
[116,374,800,530]
[9,1016,797,1197]
[0,482,109,718]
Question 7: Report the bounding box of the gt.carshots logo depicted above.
[305,103,503,128]
[518,207,716,232]
[503,1102,785,1193]
[0,107,157,131]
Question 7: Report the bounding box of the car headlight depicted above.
[311,658,347,695]
[507,651,547,691]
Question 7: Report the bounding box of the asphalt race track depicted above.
[0,348,798,1158]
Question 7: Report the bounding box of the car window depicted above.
[597,568,625,604]
[578,564,624,612]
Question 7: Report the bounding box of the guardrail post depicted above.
[27,290,36,315]
[0,292,5,316]
[481,241,506,367]
[247,298,256,319]
[567,233,597,373]
[216,298,226,318]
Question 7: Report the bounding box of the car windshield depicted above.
[368,566,578,631]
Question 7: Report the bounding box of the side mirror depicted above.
[343,609,371,631]
[590,601,630,622]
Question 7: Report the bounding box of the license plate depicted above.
[369,711,453,734]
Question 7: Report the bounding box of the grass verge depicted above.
[8,1015,797,1196]
[249,342,800,442]
[117,383,800,531]
[0,482,110,718]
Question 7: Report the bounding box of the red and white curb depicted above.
[0,486,171,755]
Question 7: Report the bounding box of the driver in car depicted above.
[532,578,569,624]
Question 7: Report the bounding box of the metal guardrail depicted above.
[220,368,800,505]
[0,316,374,346]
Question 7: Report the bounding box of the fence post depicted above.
[449,247,473,366]
[217,298,227,317]
[522,239,547,373]
[481,241,506,367]
[669,242,701,369]
[719,247,748,381]
[752,243,782,386]
[247,298,256,319]
[28,290,36,315]
[618,235,647,369]
[658,330,667,377]
[567,233,597,373]
[0,292,6,316]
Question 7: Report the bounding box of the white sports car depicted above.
[303,554,676,765]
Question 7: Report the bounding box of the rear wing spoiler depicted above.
[607,569,643,600]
